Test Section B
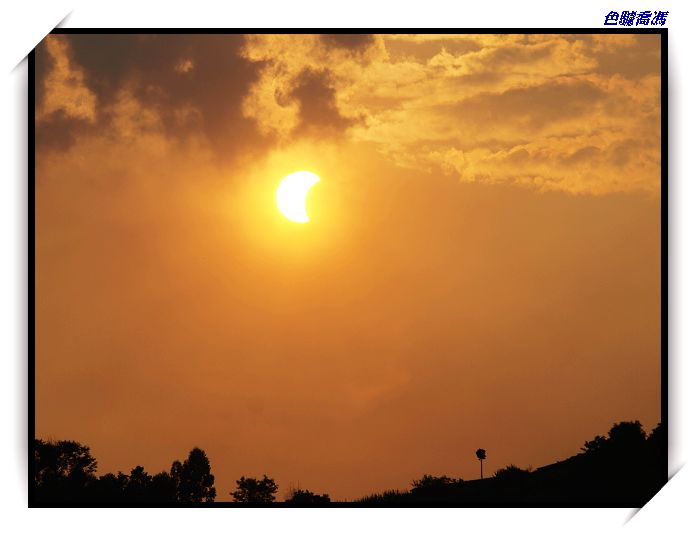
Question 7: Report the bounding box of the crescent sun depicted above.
[276,171,320,223]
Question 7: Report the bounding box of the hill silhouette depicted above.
[32,420,665,505]
[357,421,665,505]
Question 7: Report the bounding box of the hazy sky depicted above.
[35,33,661,500]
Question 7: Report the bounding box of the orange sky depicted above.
[34,33,661,500]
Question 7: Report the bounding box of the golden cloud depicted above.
[35,34,661,196]
[241,34,661,196]
[37,36,97,123]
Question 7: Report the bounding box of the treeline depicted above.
[34,420,665,504]
[33,440,330,504]
[357,421,665,504]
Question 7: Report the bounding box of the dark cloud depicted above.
[385,37,482,61]
[562,145,601,165]
[36,35,268,160]
[35,110,85,152]
[580,34,661,80]
[320,34,374,51]
[35,37,97,153]
[450,71,506,86]
[483,40,555,67]
[34,39,53,112]
[453,79,605,131]
[34,34,661,196]
[608,138,647,167]
[290,68,356,134]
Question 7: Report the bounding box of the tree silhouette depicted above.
[645,422,665,491]
[170,447,216,502]
[34,439,97,501]
[607,421,646,451]
[124,465,152,501]
[230,475,278,503]
[89,467,178,502]
[90,472,128,502]
[286,487,331,503]
[149,471,178,501]
[581,435,608,454]
[476,448,486,479]
[33,419,665,506]
[647,422,663,445]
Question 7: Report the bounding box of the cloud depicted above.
[35,34,661,196]
[320,34,375,51]
[290,68,358,134]
[35,35,266,162]
[238,34,378,140]
[36,36,97,124]
[174,58,194,74]
[238,34,660,195]
[35,36,97,151]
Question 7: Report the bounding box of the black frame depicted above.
[28,28,668,508]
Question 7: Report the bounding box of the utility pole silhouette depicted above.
[476,449,486,479]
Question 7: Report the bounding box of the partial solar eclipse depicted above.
[276,171,320,223]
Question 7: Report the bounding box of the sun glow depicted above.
[276,171,320,223]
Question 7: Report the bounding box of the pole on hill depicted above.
[476,448,486,479]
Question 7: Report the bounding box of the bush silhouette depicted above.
[410,474,457,496]
[230,475,278,503]
[493,464,532,480]
[356,489,407,503]
[285,487,331,503]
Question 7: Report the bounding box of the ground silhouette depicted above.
[33,420,665,505]
[357,421,665,504]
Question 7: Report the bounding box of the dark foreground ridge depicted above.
[32,420,665,505]
[358,421,665,505]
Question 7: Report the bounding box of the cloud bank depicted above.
[37,34,660,195]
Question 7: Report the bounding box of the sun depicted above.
[276,171,320,223]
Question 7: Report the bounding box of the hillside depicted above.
[357,421,665,505]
